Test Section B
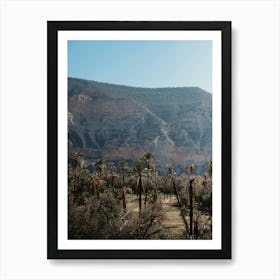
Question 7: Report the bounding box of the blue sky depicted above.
[68,40,212,93]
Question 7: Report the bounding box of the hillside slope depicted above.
[68,77,212,173]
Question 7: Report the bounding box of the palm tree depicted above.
[166,164,189,234]
[189,176,195,236]
[94,159,104,176]
[189,164,195,176]
[70,151,83,169]
[107,162,116,188]
[119,160,128,210]
[151,165,159,202]
[208,160,212,177]
[188,163,196,237]
[144,152,154,205]
[134,159,145,213]
[69,151,83,205]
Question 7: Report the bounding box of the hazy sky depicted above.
[68,40,212,93]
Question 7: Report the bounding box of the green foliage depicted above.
[68,151,212,240]
[134,159,146,174]
[194,178,212,214]
[69,191,121,239]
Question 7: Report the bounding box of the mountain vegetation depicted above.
[68,152,212,239]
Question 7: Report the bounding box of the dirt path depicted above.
[161,195,186,238]
[127,194,186,238]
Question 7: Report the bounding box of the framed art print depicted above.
[47,21,231,259]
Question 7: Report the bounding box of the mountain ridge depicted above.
[68,76,212,93]
[68,77,212,174]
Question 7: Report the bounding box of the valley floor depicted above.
[127,194,186,239]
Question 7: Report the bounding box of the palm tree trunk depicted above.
[144,169,149,205]
[122,170,126,210]
[189,178,194,236]
[138,173,142,213]
[171,176,189,233]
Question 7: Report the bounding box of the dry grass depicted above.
[126,194,186,238]
[161,196,186,238]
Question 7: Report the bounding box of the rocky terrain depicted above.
[68,77,212,174]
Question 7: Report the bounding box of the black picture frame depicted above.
[47,21,231,259]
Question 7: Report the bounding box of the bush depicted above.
[68,191,165,239]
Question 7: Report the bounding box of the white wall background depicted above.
[0,0,279,279]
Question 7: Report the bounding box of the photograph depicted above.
[67,40,213,240]
[48,21,231,258]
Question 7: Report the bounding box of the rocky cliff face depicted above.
[68,77,212,174]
